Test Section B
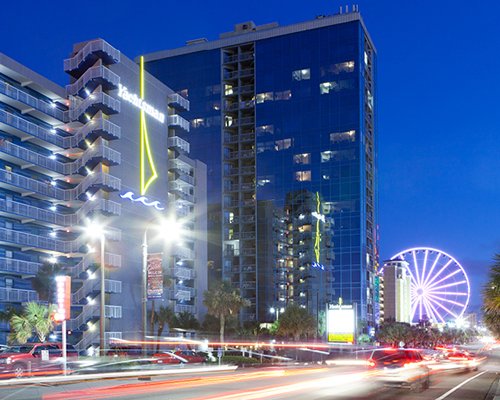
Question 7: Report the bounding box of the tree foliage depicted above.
[9,302,56,344]
[176,311,200,331]
[277,304,316,341]
[376,320,477,348]
[483,254,500,338]
[31,263,63,302]
[203,280,250,342]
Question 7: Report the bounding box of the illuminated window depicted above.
[364,51,369,66]
[330,130,356,144]
[192,118,204,128]
[319,81,337,94]
[293,153,310,165]
[256,125,274,135]
[224,84,234,95]
[257,177,271,186]
[275,138,292,151]
[292,68,310,81]
[321,151,333,162]
[295,170,311,181]
[275,90,292,100]
[224,116,234,127]
[367,90,374,109]
[256,92,273,104]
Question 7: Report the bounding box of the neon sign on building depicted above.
[119,56,164,210]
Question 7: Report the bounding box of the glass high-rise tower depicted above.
[144,10,378,330]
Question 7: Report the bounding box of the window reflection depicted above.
[295,170,311,181]
[256,125,274,136]
[275,138,292,151]
[320,61,355,77]
[292,68,310,81]
[293,153,310,165]
[275,90,292,101]
[330,130,355,143]
[256,92,274,104]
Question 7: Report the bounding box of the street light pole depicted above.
[99,232,106,356]
[142,229,148,355]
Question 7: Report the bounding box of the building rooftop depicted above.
[142,9,374,63]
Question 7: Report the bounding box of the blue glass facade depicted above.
[145,13,378,329]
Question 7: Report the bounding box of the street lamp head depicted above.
[279,307,285,313]
[84,219,105,239]
[152,215,186,244]
[269,307,276,314]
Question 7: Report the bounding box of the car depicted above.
[152,351,185,364]
[0,343,77,378]
[366,348,430,391]
[436,349,486,371]
[173,350,206,363]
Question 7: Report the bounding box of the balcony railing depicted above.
[0,79,66,121]
[66,66,120,96]
[0,257,41,276]
[0,109,120,150]
[173,266,196,280]
[0,137,120,176]
[167,93,189,112]
[167,115,190,132]
[64,39,120,73]
[167,136,190,154]
[0,288,38,302]
[70,92,120,121]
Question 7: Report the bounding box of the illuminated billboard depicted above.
[327,304,355,343]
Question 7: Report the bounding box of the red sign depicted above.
[147,253,163,299]
[54,276,71,322]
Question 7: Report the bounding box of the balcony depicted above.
[169,182,194,203]
[168,136,190,154]
[0,137,120,176]
[0,79,66,122]
[173,245,194,261]
[64,39,120,76]
[70,252,122,279]
[167,115,190,133]
[70,92,120,122]
[0,197,120,229]
[173,266,196,280]
[167,93,189,112]
[72,278,122,304]
[66,66,120,96]
[0,257,41,276]
[0,288,38,302]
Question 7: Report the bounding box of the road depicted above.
[0,349,497,400]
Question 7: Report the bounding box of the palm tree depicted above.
[176,311,200,331]
[277,304,316,341]
[483,254,500,338]
[376,321,411,347]
[9,302,55,344]
[154,306,177,352]
[31,262,62,302]
[203,280,250,343]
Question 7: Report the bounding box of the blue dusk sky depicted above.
[1,1,498,311]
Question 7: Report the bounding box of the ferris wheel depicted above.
[390,247,470,324]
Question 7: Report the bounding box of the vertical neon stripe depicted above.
[314,192,321,264]
[139,56,158,196]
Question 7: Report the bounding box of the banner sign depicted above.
[54,276,71,321]
[147,253,163,299]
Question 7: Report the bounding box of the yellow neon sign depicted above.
[314,191,321,264]
[139,56,158,196]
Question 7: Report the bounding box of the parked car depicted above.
[173,350,206,363]
[366,348,430,391]
[0,343,77,378]
[152,351,185,364]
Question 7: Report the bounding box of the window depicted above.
[321,61,355,76]
[275,138,292,151]
[224,116,234,127]
[179,89,188,98]
[320,81,337,94]
[320,79,354,94]
[330,130,356,144]
[321,151,333,163]
[257,177,271,186]
[367,90,374,110]
[275,90,292,101]
[292,68,310,81]
[224,84,234,95]
[322,174,330,180]
[256,92,273,104]
[295,171,311,182]
[293,153,310,165]
[256,125,274,135]
[192,118,204,128]
[5,278,13,288]
[364,51,369,66]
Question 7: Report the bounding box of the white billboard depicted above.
[327,304,355,343]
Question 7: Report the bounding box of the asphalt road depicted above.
[0,349,498,400]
